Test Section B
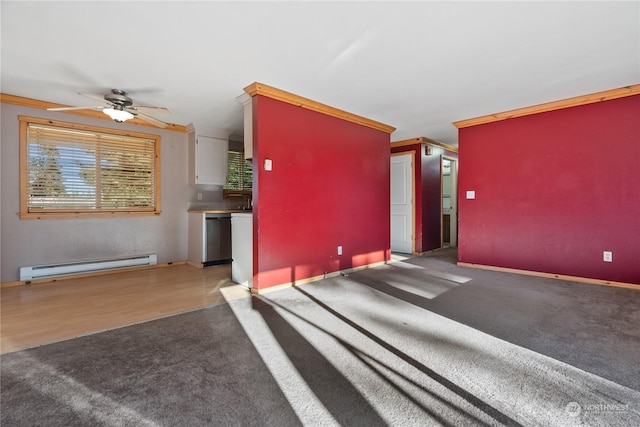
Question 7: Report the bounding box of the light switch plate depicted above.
[603,251,612,262]
[466,190,476,199]
[264,159,272,171]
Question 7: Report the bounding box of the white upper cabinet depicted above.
[188,125,232,186]
[236,93,253,160]
[195,135,228,185]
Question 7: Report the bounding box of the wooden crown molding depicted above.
[244,82,396,134]
[0,93,189,133]
[453,84,640,129]
[391,137,458,153]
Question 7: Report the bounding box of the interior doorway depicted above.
[442,157,457,247]
[390,153,414,254]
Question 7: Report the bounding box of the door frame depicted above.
[441,155,458,247]
[390,151,415,254]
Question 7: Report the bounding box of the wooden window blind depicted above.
[20,117,160,218]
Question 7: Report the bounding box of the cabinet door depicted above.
[196,136,228,185]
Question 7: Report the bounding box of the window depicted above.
[20,116,160,219]
[224,150,252,192]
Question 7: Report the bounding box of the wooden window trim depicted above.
[222,189,252,199]
[19,116,161,219]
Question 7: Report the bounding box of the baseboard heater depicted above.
[19,254,158,281]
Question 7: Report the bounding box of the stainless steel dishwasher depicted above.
[204,213,232,267]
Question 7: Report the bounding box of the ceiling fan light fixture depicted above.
[103,107,134,123]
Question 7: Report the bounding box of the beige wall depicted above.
[0,104,191,282]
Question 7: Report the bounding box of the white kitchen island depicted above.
[231,213,253,288]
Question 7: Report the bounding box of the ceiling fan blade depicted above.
[47,105,104,112]
[130,110,169,128]
[78,92,108,104]
[130,105,171,115]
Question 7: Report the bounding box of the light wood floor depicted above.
[1,264,250,354]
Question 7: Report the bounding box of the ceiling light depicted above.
[103,107,134,123]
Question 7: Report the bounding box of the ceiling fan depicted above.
[47,89,171,128]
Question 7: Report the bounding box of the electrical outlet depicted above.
[337,246,343,255]
[603,251,612,262]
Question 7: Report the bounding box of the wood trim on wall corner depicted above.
[457,262,640,291]
[1,93,189,133]
[244,82,396,134]
[391,136,458,153]
[453,84,640,129]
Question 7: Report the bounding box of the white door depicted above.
[390,153,413,254]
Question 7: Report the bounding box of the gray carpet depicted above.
[1,304,300,426]
[357,249,640,391]
[2,250,639,426]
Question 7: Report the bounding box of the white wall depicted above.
[0,104,191,282]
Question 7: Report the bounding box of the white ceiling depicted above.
[2,1,638,146]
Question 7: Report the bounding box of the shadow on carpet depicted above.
[1,303,301,427]
[353,248,640,391]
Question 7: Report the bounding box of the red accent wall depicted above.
[391,143,458,253]
[458,94,640,284]
[252,95,391,290]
